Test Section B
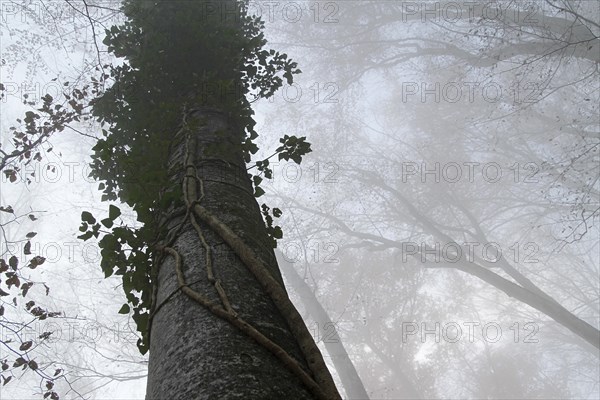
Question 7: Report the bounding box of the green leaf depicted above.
[92,223,101,234]
[263,167,273,179]
[118,304,130,314]
[109,204,121,220]
[101,260,113,278]
[25,111,38,121]
[137,338,149,355]
[254,187,265,198]
[77,231,94,241]
[101,218,113,228]
[81,211,96,224]
[272,226,283,239]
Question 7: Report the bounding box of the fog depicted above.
[1,1,598,399]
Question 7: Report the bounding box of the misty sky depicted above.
[1,1,599,399]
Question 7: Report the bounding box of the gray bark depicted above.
[146,107,318,399]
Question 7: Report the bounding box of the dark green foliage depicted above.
[261,204,284,248]
[78,0,308,354]
[89,0,300,212]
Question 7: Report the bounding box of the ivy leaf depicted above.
[101,260,114,278]
[254,186,265,198]
[9,256,18,270]
[25,232,37,239]
[81,211,96,224]
[271,226,283,239]
[108,204,121,220]
[24,241,31,255]
[24,111,39,121]
[77,231,94,241]
[137,338,149,355]
[118,304,130,314]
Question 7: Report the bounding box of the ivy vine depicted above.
[75,0,313,358]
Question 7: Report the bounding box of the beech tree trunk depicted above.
[146,108,319,399]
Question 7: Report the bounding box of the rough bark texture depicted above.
[146,108,317,399]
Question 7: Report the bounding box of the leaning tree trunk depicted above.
[146,107,338,399]
[277,253,371,399]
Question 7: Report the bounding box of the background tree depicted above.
[257,0,598,397]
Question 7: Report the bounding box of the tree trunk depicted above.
[146,107,331,399]
[277,253,371,399]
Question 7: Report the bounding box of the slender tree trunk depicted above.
[146,107,332,399]
[277,253,371,400]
